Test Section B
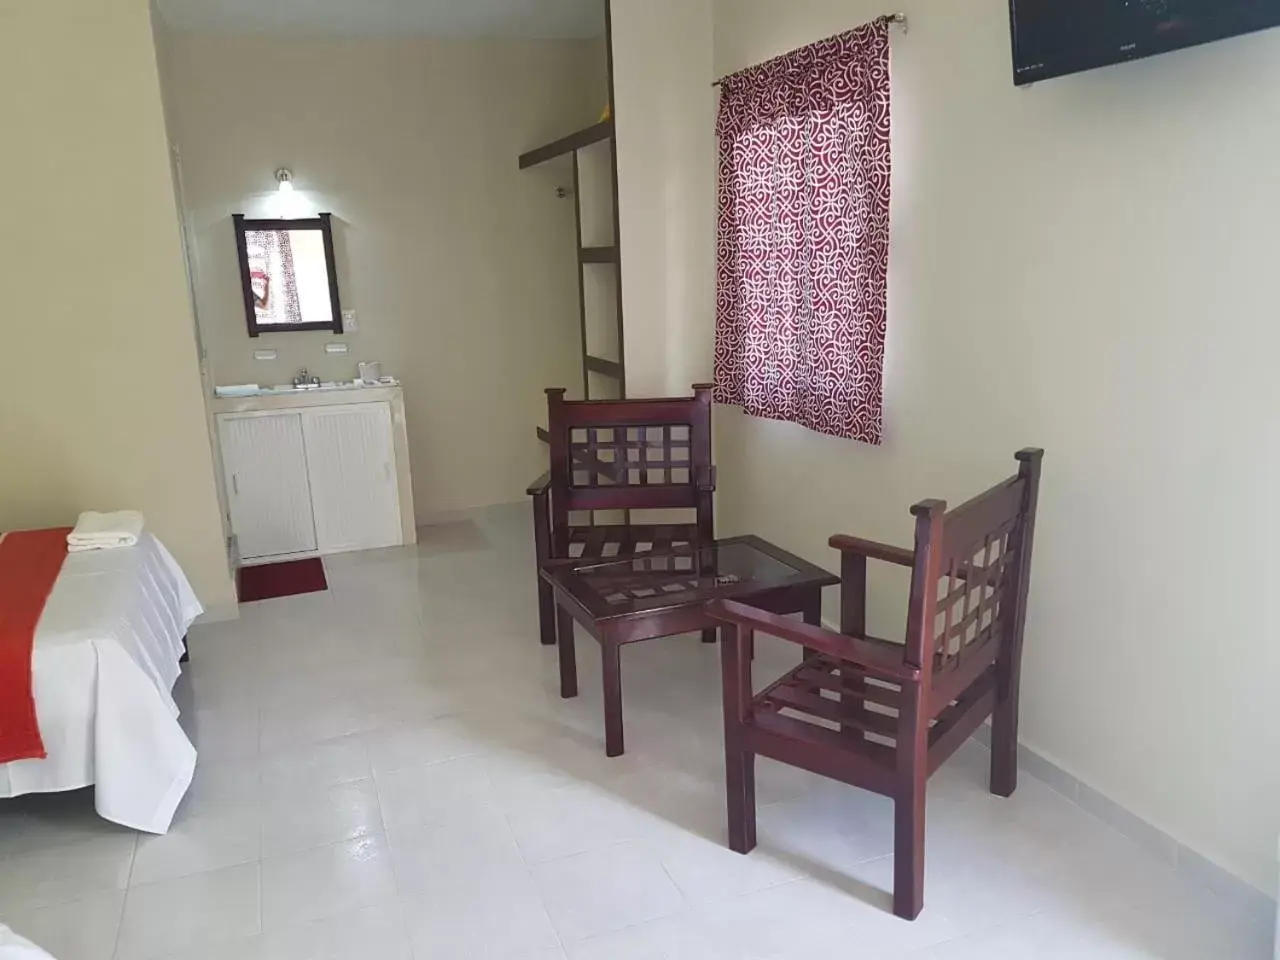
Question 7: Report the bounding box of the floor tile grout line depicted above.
[498,792,568,956]
[109,832,140,960]
[255,859,264,943]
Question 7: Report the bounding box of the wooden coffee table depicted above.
[541,535,840,756]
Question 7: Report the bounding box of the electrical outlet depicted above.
[342,309,359,332]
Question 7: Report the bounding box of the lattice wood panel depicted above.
[568,424,693,489]
[933,517,1019,670]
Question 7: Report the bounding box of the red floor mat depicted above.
[237,558,328,603]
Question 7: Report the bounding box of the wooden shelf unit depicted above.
[521,0,626,427]
[579,245,619,264]
[584,355,623,378]
[518,119,614,170]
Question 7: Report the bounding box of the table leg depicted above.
[557,605,578,699]
[602,641,624,757]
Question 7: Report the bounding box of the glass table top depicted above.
[549,536,838,621]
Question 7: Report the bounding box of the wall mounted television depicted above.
[1010,1,1280,86]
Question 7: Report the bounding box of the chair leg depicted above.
[530,490,555,646]
[602,642,624,757]
[990,692,1019,798]
[801,591,822,666]
[726,748,757,854]
[893,781,926,921]
[538,578,557,646]
[557,606,578,700]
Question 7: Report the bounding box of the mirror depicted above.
[233,213,343,337]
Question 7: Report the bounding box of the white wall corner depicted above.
[611,0,717,398]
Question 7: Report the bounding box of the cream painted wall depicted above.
[706,0,1280,895]
[152,8,236,583]
[0,2,236,613]
[611,0,717,397]
[158,31,603,516]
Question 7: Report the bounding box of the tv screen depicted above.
[1010,0,1280,86]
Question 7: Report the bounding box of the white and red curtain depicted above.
[714,20,891,444]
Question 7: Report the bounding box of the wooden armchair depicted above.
[708,449,1043,920]
[528,384,717,646]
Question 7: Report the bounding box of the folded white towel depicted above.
[67,510,145,552]
[215,384,262,398]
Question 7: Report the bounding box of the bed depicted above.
[0,926,55,960]
[0,533,203,834]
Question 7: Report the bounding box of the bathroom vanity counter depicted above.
[211,381,404,415]
[212,383,417,562]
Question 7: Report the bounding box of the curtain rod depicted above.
[711,13,907,87]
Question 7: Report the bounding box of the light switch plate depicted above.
[253,348,278,361]
[325,342,349,354]
[342,309,359,331]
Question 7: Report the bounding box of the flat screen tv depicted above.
[1010,1,1280,86]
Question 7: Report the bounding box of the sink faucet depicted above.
[293,368,309,387]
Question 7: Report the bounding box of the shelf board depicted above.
[519,120,615,170]
[580,245,619,264]
[585,355,623,378]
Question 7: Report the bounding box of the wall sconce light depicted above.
[275,168,295,194]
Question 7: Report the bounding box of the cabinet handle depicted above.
[232,474,240,496]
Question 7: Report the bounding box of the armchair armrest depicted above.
[707,599,920,683]
[828,534,914,567]
[527,471,552,497]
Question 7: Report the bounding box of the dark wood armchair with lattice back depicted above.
[528,385,717,647]
[708,450,1043,920]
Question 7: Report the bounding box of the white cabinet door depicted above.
[301,403,401,555]
[218,413,317,561]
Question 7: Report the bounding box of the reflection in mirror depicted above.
[233,214,343,338]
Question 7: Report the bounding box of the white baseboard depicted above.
[968,723,1275,926]
[192,602,239,625]
[814,618,1274,927]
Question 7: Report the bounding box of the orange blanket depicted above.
[0,528,72,764]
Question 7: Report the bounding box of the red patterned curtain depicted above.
[714,21,891,444]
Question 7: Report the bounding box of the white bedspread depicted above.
[0,926,55,960]
[0,534,203,834]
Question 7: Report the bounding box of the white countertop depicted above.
[211,382,404,415]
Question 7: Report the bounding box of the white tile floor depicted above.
[0,504,1272,960]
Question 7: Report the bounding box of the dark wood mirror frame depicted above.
[233,213,344,338]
